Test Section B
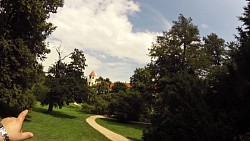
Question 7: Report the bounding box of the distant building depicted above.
[86,70,132,88]
[124,82,132,88]
[109,82,131,89]
[87,70,98,86]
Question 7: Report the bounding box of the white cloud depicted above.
[43,0,160,81]
[201,23,209,29]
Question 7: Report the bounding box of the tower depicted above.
[87,70,98,86]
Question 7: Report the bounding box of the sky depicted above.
[43,0,247,82]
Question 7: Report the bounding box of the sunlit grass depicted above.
[23,103,110,141]
[96,118,150,141]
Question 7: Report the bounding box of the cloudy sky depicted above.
[43,0,247,82]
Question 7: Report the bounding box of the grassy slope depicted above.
[96,118,150,141]
[23,103,110,141]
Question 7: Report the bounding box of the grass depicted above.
[23,103,110,141]
[2,103,149,141]
[95,118,150,141]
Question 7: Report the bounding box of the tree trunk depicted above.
[47,101,53,113]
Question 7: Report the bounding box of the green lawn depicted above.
[23,103,110,141]
[96,118,150,141]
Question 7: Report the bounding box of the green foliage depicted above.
[95,76,111,94]
[203,33,226,66]
[67,48,87,77]
[82,76,112,115]
[217,0,250,138]
[41,48,88,113]
[143,72,224,141]
[108,90,144,122]
[111,81,128,93]
[0,0,63,113]
[130,67,155,121]
[130,68,152,94]
[143,14,236,141]
[236,0,250,83]
[81,103,95,114]
[149,15,203,80]
[0,33,41,110]
[82,92,111,115]
[32,82,50,102]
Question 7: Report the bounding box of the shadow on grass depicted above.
[127,137,142,141]
[24,114,32,122]
[33,107,77,119]
[0,103,22,118]
[100,118,150,129]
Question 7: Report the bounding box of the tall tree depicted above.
[225,0,250,137]
[41,48,88,113]
[203,33,226,66]
[0,0,63,111]
[143,14,225,141]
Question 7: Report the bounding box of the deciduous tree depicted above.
[0,0,63,112]
[41,48,88,113]
[111,81,128,93]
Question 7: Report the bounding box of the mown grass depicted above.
[23,103,110,141]
[96,118,150,141]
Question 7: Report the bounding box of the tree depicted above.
[41,48,88,113]
[203,33,226,66]
[130,67,155,121]
[201,34,231,123]
[130,68,152,94]
[82,76,112,115]
[143,14,230,141]
[108,90,144,122]
[66,49,88,103]
[0,0,63,112]
[220,0,250,138]
[95,77,111,95]
[111,81,128,93]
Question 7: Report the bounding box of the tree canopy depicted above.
[0,0,63,113]
[142,14,239,141]
[40,48,88,113]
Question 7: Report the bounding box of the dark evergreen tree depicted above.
[143,14,233,141]
[223,0,250,138]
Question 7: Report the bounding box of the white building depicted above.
[87,70,98,86]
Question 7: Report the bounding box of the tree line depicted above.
[138,4,250,141]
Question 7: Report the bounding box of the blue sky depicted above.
[43,0,247,82]
[130,0,246,41]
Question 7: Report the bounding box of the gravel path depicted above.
[86,115,131,141]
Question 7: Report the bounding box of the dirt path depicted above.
[86,115,131,141]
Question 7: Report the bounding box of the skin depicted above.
[0,110,33,141]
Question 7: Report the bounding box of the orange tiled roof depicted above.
[109,82,132,88]
[125,83,131,88]
[90,71,96,76]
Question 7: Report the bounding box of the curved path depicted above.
[86,115,131,141]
